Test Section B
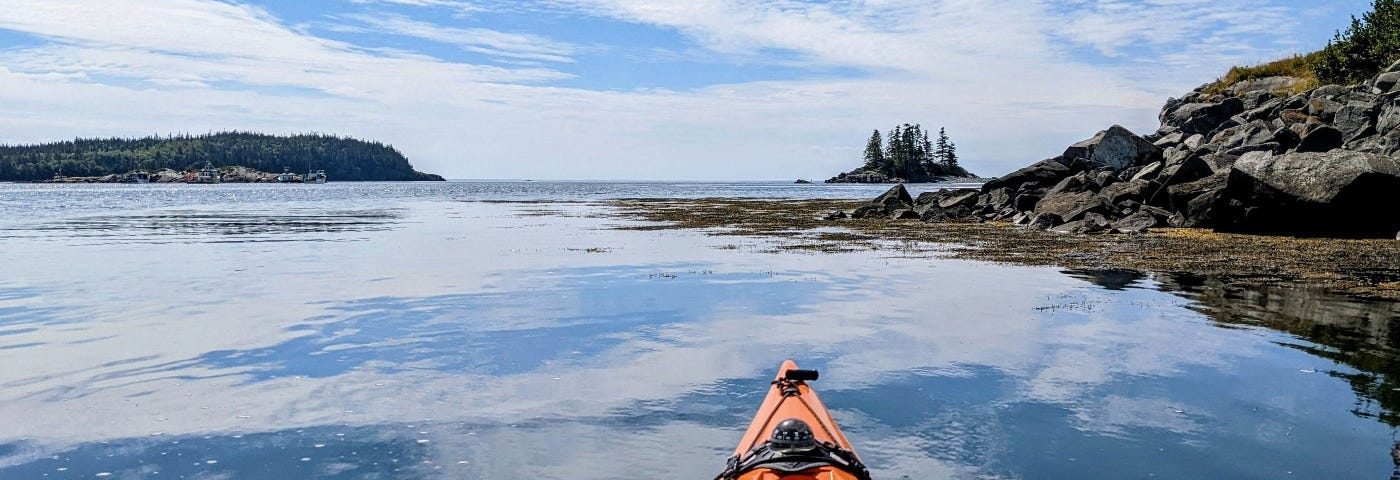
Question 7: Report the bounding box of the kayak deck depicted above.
[720,360,868,480]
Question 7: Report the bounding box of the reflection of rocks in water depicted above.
[1158,273,1400,351]
[1159,272,1400,426]
[1064,268,1400,425]
[1061,268,1147,291]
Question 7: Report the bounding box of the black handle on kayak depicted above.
[785,369,819,381]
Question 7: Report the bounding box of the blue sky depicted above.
[0,1,1375,179]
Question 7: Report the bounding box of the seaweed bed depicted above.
[599,197,1400,300]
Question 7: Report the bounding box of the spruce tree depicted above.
[919,129,933,178]
[861,129,884,172]
[899,124,918,180]
[883,126,902,177]
[934,128,950,166]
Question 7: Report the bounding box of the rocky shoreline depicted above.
[836,60,1400,239]
[43,166,318,184]
[605,197,1400,299]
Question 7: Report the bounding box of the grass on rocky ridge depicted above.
[1202,52,1321,96]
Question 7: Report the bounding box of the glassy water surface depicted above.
[1,182,1398,479]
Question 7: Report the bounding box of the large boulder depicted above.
[874,183,914,207]
[1099,179,1149,206]
[850,184,916,219]
[1295,125,1345,153]
[1062,125,1162,171]
[1165,171,1229,228]
[1376,72,1400,94]
[981,158,1071,192]
[1216,150,1400,237]
[1167,98,1246,135]
[1033,190,1114,224]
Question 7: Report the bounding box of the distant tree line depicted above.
[0,131,443,181]
[858,124,970,181]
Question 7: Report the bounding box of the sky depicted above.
[0,0,1374,180]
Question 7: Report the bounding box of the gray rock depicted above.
[1062,125,1162,171]
[1099,180,1148,205]
[913,190,943,208]
[1159,96,1187,126]
[938,190,980,209]
[1271,127,1301,152]
[1280,93,1309,111]
[1228,76,1302,96]
[849,204,884,219]
[1388,59,1400,73]
[1131,161,1163,182]
[1044,172,1093,197]
[1239,90,1278,110]
[1182,134,1206,150]
[1225,142,1279,156]
[1091,170,1118,189]
[1311,84,1350,100]
[1111,211,1160,234]
[981,158,1070,192]
[1296,125,1344,152]
[1162,144,1192,167]
[1165,170,1229,227]
[1013,193,1042,212]
[891,209,921,220]
[874,184,914,207]
[1217,150,1400,236]
[1375,73,1400,93]
[824,210,847,220]
[1226,120,1274,149]
[1034,190,1114,223]
[1307,97,1344,123]
[1379,97,1400,132]
[1169,98,1246,135]
[1030,213,1063,229]
[1080,212,1111,234]
[1158,154,1214,186]
[1048,220,1085,234]
[1352,129,1400,157]
[920,205,950,222]
[1153,132,1184,147]
[826,171,902,184]
[1333,102,1378,137]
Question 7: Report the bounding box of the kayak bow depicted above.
[717,360,871,480]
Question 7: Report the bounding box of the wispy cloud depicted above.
[0,0,1365,179]
[335,13,579,63]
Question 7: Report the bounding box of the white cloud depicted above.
[334,13,579,63]
[0,0,1361,179]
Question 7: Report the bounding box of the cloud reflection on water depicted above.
[2,197,1399,478]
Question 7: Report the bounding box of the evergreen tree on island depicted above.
[826,123,973,183]
[0,132,444,182]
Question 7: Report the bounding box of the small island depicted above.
[0,132,444,182]
[831,2,1400,239]
[826,124,975,183]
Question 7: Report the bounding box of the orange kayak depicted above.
[716,360,871,480]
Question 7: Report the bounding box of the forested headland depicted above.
[827,124,974,183]
[0,132,443,182]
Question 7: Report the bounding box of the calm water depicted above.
[2,181,1398,479]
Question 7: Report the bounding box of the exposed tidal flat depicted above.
[2,181,1400,479]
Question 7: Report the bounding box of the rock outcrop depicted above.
[825,170,903,184]
[832,65,1400,238]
